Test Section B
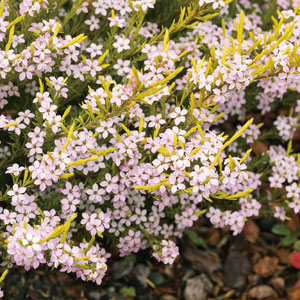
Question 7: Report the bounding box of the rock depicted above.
[248,285,278,299]
[276,248,291,265]
[269,277,285,292]
[88,291,105,300]
[224,251,251,288]
[243,220,260,243]
[112,259,134,280]
[184,247,221,274]
[133,264,151,287]
[184,274,213,300]
[253,256,279,278]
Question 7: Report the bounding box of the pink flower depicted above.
[153,240,179,264]
[96,120,116,138]
[169,107,187,125]
[7,184,26,203]
[85,16,100,31]
[6,164,25,176]
[269,174,285,188]
[81,212,110,235]
[113,59,131,76]
[113,35,130,53]
[286,183,300,200]
[84,59,102,77]
[100,173,119,193]
[85,184,105,204]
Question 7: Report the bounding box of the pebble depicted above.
[184,274,213,300]
[224,251,251,289]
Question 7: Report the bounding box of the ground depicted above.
[3,214,300,300]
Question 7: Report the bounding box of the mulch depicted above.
[3,215,300,300]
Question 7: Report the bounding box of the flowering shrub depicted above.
[0,0,300,295]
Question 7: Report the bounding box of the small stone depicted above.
[276,249,291,265]
[133,264,151,287]
[269,277,285,292]
[248,285,278,299]
[253,256,279,278]
[243,220,260,243]
[184,248,221,274]
[88,291,104,300]
[224,251,251,289]
[184,274,213,300]
[112,259,134,280]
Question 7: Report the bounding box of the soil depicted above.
[3,216,300,300]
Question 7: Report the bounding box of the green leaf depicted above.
[294,241,300,251]
[271,224,291,236]
[120,287,136,297]
[282,234,298,246]
[184,228,207,249]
